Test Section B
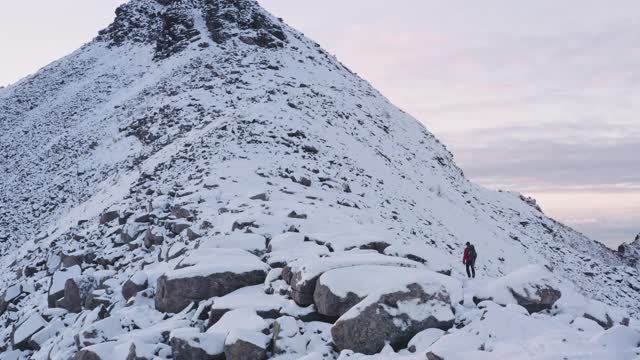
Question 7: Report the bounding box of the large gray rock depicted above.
[170,328,225,360]
[122,272,148,300]
[13,313,48,351]
[314,265,443,319]
[99,210,119,225]
[143,229,164,248]
[155,249,269,313]
[57,276,98,313]
[472,265,562,314]
[284,252,421,306]
[331,282,457,355]
[57,278,83,313]
[73,350,103,360]
[47,265,82,308]
[224,330,269,360]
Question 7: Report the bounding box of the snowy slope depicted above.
[1,0,639,359]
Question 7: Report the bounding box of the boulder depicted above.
[13,313,48,350]
[331,280,457,355]
[170,328,225,360]
[122,272,149,300]
[1,284,22,316]
[315,265,453,318]
[85,290,112,311]
[76,317,126,348]
[285,252,421,306]
[250,193,269,201]
[99,210,119,225]
[171,206,193,220]
[271,316,333,357]
[0,297,7,317]
[143,230,164,248]
[407,328,445,353]
[206,285,287,326]
[208,308,268,334]
[48,265,82,308]
[171,222,191,235]
[472,265,561,313]
[57,278,83,313]
[29,318,65,351]
[224,329,269,360]
[187,228,202,240]
[73,350,103,360]
[57,276,97,313]
[155,249,269,313]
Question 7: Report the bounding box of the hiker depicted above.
[463,242,477,278]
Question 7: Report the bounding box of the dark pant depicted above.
[466,260,476,278]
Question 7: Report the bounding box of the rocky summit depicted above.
[1,0,640,359]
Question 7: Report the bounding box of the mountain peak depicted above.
[97,0,287,59]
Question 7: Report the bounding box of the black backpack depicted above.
[468,246,477,260]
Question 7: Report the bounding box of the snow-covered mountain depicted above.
[1,0,639,359]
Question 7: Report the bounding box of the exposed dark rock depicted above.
[224,338,267,360]
[134,214,156,223]
[99,210,119,225]
[287,211,307,219]
[57,278,83,313]
[171,223,191,235]
[155,7,201,60]
[313,281,364,319]
[250,193,269,201]
[187,228,202,240]
[85,292,112,311]
[426,352,445,360]
[73,349,103,360]
[122,275,149,300]
[171,206,193,220]
[204,0,287,49]
[143,229,164,248]
[155,270,267,313]
[171,332,225,360]
[584,311,630,330]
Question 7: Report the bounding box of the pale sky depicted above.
[1,1,638,247]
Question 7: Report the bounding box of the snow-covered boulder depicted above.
[224,329,269,360]
[407,328,445,353]
[473,264,562,313]
[208,308,268,335]
[285,251,422,306]
[170,328,225,360]
[122,271,148,300]
[0,284,22,316]
[271,316,333,357]
[74,342,154,360]
[13,313,48,350]
[47,265,81,308]
[29,318,65,351]
[155,249,269,313]
[582,300,630,329]
[314,265,456,319]
[331,275,459,355]
[589,325,640,349]
[207,285,289,325]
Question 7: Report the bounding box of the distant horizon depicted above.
[1,0,638,247]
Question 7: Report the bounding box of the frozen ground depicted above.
[0,0,639,358]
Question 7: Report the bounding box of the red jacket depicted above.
[463,247,470,264]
